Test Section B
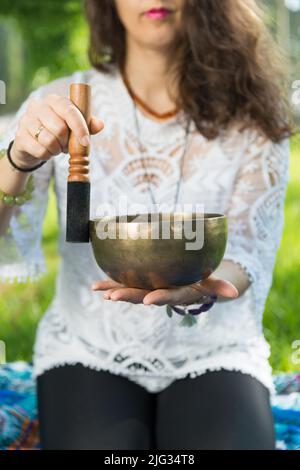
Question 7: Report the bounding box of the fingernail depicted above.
[103,293,110,299]
[80,135,90,146]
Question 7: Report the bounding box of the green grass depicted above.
[0,178,59,362]
[264,136,300,373]
[0,139,300,371]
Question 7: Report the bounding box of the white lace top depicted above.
[0,66,290,395]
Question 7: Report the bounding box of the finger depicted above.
[143,278,238,306]
[103,288,121,299]
[91,279,124,291]
[26,116,63,156]
[46,95,90,146]
[103,287,149,303]
[110,287,151,303]
[90,116,105,135]
[143,287,187,306]
[20,129,54,160]
[198,276,239,298]
[37,105,69,151]
[218,280,239,298]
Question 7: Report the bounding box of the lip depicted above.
[144,7,174,19]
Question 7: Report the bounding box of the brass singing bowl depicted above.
[89,212,227,290]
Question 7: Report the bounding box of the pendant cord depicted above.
[132,101,191,213]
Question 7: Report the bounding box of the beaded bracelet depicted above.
[166,294,218,327]
[7,140,47,173]
[0,148,35,206]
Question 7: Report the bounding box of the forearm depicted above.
[0,151,30,236]
[213,259,251,302]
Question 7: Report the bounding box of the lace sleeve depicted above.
[222,126,290,310]
[0,86,55,284]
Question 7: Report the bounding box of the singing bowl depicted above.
[89,212,227,290]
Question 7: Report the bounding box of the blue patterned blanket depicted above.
[0,361,299,450]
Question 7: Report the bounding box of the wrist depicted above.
[10,143,42,171]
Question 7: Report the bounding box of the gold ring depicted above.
[34,125,44,141]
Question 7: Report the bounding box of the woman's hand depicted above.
[91,275,239,306]
[11,93,105,169]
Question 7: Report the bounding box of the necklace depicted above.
[132,100,191,212]
[122,68,181,120]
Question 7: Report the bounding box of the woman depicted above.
[0,0,294,450]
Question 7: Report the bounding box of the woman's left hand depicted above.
[91,275,239,306]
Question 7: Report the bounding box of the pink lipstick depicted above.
[144,7,173,20]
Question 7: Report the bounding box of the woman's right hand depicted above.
[10,93,105,169]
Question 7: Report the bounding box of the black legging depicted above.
[36,363,276,450]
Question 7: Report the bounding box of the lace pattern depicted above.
[0,85,54,283]
[223,128,290,316]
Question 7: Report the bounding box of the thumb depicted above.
[90,116,105,135]
[199,276,239,298]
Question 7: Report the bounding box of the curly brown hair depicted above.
[84,0,295,143]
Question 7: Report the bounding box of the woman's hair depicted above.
[84,0,295,142]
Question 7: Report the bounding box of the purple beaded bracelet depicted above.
[171,294,218,316]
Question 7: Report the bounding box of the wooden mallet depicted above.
[66,83,91,243]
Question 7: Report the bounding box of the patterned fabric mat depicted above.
[0,361,299,450]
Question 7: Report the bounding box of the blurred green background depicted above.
[0,0,299,372]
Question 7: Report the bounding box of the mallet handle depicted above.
[68,83,91,182]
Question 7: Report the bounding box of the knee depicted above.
[94,418,153,450]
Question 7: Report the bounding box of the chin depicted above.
[141,31,176,49]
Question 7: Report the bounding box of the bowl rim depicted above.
[90,212,226,225]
